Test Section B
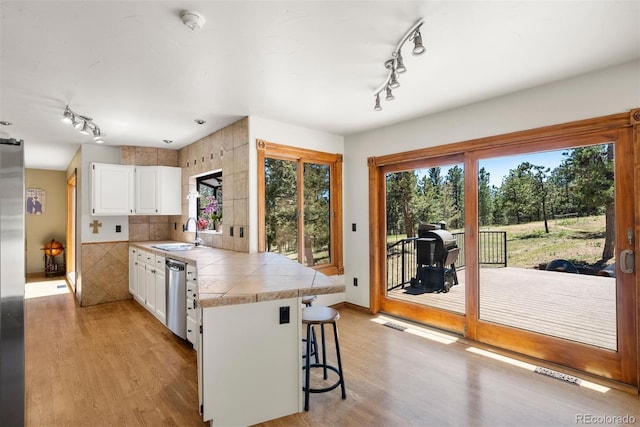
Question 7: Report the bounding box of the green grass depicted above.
[489,215,609,269]
[387,215,611,269]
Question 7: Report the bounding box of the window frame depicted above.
[257,139,344,275]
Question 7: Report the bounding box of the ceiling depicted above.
[1,1,638,170]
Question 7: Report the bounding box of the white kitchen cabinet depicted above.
[186,264,198,348]
[201,298,300,426]
[91,163,135,215]
[154,254,166,324]
[135,250,148,305]
[128,247,138,297]
[144,264,156,313]
[92,163,181,216]
[134,166,181,215]
[132,247,167,325]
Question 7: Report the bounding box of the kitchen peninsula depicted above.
[130,241,345,426]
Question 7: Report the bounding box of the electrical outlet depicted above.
[353,277,358,286]
[352,223,356,232]
[115,225,121,233]
[239,227,244,237]
[279,306,290,324]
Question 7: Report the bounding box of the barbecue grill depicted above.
[409,225,460,293]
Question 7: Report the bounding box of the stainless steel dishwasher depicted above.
[166,258,187,339]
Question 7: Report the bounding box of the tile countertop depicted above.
[130,241,345,308]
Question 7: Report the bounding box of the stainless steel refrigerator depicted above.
[0,136,25,425]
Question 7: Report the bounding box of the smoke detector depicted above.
[180,10,205,31]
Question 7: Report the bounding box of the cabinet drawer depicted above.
[186,316,198,344]
[186,264,197,284]
[155,254,165,270]
[186,282,197,299]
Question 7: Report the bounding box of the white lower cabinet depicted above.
[201,298,300,426]
[154,254,166,324]
[129,247,167,325]
[128,247,137,297]
[186,264,198,348]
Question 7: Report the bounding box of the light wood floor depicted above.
[26,280,639,426]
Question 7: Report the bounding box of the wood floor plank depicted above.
[25,280,639,426]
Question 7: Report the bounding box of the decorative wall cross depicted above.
[90,220,102,234]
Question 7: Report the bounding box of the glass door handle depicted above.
[620,249,634,274]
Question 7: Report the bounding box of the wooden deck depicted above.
[388,267,617,350]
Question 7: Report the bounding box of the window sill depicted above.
[199,230,223,235]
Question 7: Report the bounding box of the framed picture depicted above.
[26,188,45,215]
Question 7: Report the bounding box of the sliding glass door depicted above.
[370,113,637,385]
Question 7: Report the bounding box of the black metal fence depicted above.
[386,231,507,291]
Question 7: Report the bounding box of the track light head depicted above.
[61,106,73,124]
[389,73,400,89]
[72,117,83,129]
[412,30,425,55]
[374,94,382,111]
[395,52,406,73]
[385,86,395,101]
[79,121,91,135]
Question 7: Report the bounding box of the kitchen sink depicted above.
[151,243,195,251]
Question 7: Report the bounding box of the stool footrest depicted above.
[303,364,344,394]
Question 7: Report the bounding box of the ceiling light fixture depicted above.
[60,105,106,143]
[373,19,426,111]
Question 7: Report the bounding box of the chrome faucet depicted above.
[183,217,202,246]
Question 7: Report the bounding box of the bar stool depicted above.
[301,295,318,363]
[302,306,346,411]
[302,295,317,307]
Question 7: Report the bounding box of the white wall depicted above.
[80,143,129,243]
[248,116,345,305]
[343,60,640,308]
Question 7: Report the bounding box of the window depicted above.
[257,140,343,275]
[196,172,222,230]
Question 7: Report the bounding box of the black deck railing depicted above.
[386,231,507,291]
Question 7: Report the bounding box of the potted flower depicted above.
[202,195,222,231]
[196,217,209,231]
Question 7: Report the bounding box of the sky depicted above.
[479,150,566,188]
[417,148,568,188]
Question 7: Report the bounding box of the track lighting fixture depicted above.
[373,19,426,111]
[60,105,105,143]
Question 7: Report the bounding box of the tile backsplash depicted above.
[124,117,249,253]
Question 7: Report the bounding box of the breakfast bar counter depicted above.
[130,241,345,307]
[129,241,345,426]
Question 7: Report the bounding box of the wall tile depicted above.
[129,223,150,242]
[157,148,178,167]
[121,147,135,165]
[234,171,248,200]
[234,143,248,173]
[135,147,158,166]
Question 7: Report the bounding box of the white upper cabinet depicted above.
[92,163,181,215]
[91,163,135,215]
[135,166,181,215]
